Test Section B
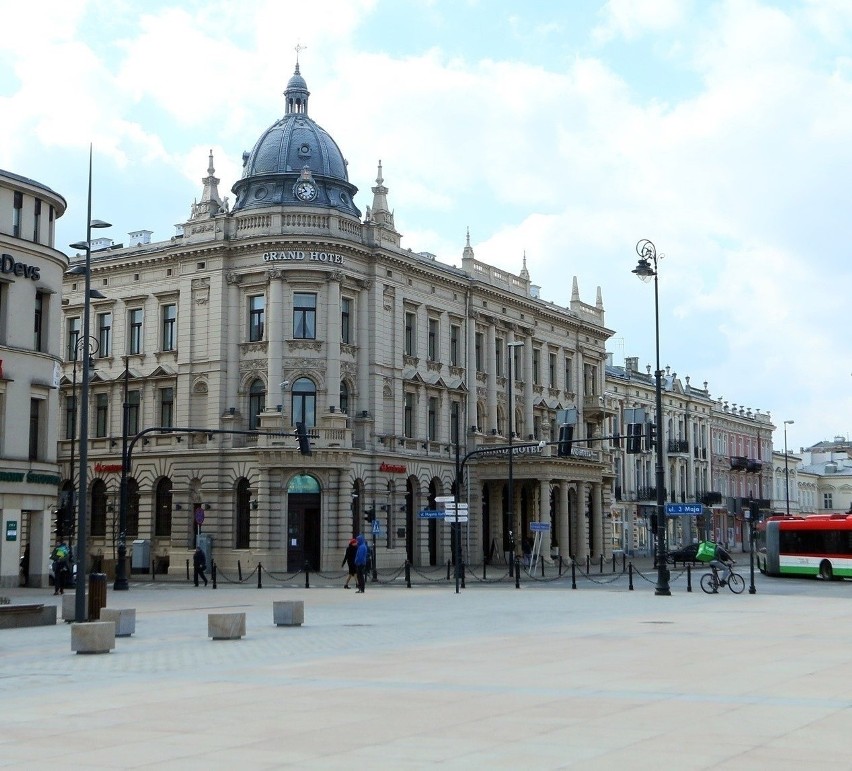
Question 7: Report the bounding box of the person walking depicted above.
[50,539,70,595]
[354,534,369,593]
[193,546,208,587]
[341,537,357,589]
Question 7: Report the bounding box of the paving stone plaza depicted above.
[1,575,850,769]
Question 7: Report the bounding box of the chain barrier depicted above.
[464,566,512,584]
[259,564,304,584]
[632,563,690,585]
[410,565,454,583]
[573,565,626,586]
[373,566,407,585]
[214,564,258,584]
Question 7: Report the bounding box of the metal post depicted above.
[114,357,130,590]
[633,239,670,596]
[748,500,757,595]
[507,340,524,578]
[784,420,794,516]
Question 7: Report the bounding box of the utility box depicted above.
[131,540,150,573]
[196,533,212,573]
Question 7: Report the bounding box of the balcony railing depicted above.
[667,439,689,454]
[730,456,749,471]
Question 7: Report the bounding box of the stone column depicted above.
[591,482,603,558]
[574,481,589,561]
[325,272,342,413]
[523,337,534,440]
[487,323,497,433]
[266,269,284,388]
[538,478,550,557]
[225,273,242,409]
[356,280,371,416]
[558,481,570,561]
[466,311,477,432]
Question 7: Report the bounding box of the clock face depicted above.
[295,181,317,201]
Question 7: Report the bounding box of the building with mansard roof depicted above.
[58,64,616,577]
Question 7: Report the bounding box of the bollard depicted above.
[447,560,451,581]
[515,557,521,589]
[540,557,545,577]
[687,564,692,592]
[629,562,634,590]
[257,562,262,589]
[461,560,466,589]
[622,552,627,572]
[186,559,190,581]
[238,560,242,582]
[212,561,217,590]
[304,561,310,589]
[586,555,590,573]
[482,560,487,580]
[599,554,604,574]
[405,560,411,588]
[571,558,577,589]
[612,553,616,572]
[558,555,563,577]
[152,559,156,582]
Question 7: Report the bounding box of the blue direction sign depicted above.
[529,522,551,532]
[665,503,703,516]
[418,510,445,519]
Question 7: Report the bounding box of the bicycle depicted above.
[700,563,745,594]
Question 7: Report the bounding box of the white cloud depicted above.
[593,0,687,43]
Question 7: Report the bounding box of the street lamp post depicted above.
[67,145,111,622]
[507,340,524,576]
[632,239,670,596]
[114,357,130,590]
[783,420,794,517]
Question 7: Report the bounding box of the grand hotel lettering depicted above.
[263,250,345,265]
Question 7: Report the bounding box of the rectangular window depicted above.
[97,312,112,357]
[293,292,316,339]
[160,387,174,428]
[33,198,41,242]
[0,281,6,345]
[33,291,45,351]
[161,303,176,351]
[824,493,833,509]
[404,392,414,437]
[28,398,40,460]
[428,318,438,361]
[533,348,541,385]
[67,317,81,360]
[249,295,265,342]
[450,324,460,366]
[549,352,556,388]
[564,356,573,393]
[341,297,352,344]
[495,338,503,376]
[475,332,483,371]
[95,393,108,437]
[428,397,438,440]
[65,393,76,440]
[13,191,22,238]
[127,390,140,436]
[404,312,416,356]
[128,309,143,354]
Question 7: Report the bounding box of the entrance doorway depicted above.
[285,475,322,571]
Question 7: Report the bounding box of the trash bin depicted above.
[131,539,150,574]
[87,573,107,621]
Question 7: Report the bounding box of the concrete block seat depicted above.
[100,608,136,637]
[0,603,57,629]
[273,600,304,627]
[208,612,245,640]
[62,593,86,622]
[71,621,115,654]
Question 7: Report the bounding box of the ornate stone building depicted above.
[0,168,67,587]
[58,65,615,576]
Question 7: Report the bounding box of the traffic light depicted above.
[626,423,642,454]
[644,421,657,451]
[295,422,312,455]
[364,507,375,523]
[56,503,73,538]
[557,424,574,457]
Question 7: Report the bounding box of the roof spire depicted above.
[285,54,310,115]
[520,250,530,281]
[370,160,395,231]
[189,149,225,220]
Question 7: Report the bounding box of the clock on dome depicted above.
[295,180,317,201]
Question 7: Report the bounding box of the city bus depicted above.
[757,514,852,579]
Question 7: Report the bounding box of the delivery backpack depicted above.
[696,541,716,562]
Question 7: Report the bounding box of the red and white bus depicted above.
[757,514,852,579]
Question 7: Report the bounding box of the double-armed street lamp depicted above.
[67,146,112,621]
[783,419,794,517]
[506,340,524,576]
[632,239,670,596]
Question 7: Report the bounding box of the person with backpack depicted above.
[697,540,733,588]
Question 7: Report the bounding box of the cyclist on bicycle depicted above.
[708,543,734,586]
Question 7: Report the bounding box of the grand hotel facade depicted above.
[56,65,616,577]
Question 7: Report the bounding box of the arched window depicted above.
[291,377,316,428]
[91,479,107,537]
[154,477,173,537]
[235,478,251,549]
[127,478,140,538]
[248,379,265,430]
[339,381,349,415]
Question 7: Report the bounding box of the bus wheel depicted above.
[818,560,833,581]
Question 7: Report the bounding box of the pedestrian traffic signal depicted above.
[557,424,574,456]
[645,422,657,451]
[626,423,642,454]
[295,422,312,455]
[364,508,375,523]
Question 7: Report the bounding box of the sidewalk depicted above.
[1,579,849,769]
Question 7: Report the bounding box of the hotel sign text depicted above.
[263,250,344,264]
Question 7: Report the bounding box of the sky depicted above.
[1,0,850,454]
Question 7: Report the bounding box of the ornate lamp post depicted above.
[783,419,794,516]
[114,357,130,590]
[632,239,670,596]
[507,340,524,575]
[67,145,111,622]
